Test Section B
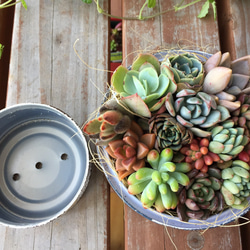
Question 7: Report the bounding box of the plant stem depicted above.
[139,1,148,20]
[0,0,23,9]
[175,0,202,11]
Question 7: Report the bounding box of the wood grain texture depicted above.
[122,0,220,67]
[3,0,110,249]
[122,1,242,249]
[217,0,250,60]
[222,1,250,249]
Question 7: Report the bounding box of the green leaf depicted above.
[0,44,4,59]
[82,0,92,3]
[197,1,210,19]
[211,1,217,20]
[21,0,27,10]
[147,0,156,8]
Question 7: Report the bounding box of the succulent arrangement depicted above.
[83,50,250,222]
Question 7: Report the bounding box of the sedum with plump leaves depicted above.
[208,119,249,162]
[127,148,192,212]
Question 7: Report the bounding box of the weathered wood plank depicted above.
[122,0,219,67]
[217,0,250,60]
[0,2,15,109]
[122,1,242,249]
[2,0,110,249]
[218,1,250,249]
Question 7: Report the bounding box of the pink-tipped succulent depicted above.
[83,99,132,145]
[232,94,250,136]
[203,51,250,112]
[164,89,230,137]
[105,122,156,180]
[111,53,177,118]
[177,167,224,221]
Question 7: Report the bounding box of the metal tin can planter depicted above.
[0,103,89,228]
[86,50,250,230]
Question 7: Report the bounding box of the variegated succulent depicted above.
[111,53,177,118]
[162,52,204,92]
[165,89,230,137]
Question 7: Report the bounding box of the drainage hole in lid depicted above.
[61,153,68,160]
[35,162,43,169]
[13,173,20,181]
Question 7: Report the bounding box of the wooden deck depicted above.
[0,0,250,249]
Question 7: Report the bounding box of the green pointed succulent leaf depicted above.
[132,75,147,97]
[209,141,225,154]
[123,70,140,95]
[121,94,151,118]
[83,117,103,135]
[200,110,221,128]
[149,96,167,111]
[139,67,159,93]
[111,65,128,93]
[132,53,161,74]
[156,74,170,96]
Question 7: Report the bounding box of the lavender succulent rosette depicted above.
[83,50,250,229]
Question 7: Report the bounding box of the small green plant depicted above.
[81,0,217,21]
[0,0,27,9]
[0,44,4,59]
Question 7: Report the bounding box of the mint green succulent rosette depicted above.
[111,53,177,118]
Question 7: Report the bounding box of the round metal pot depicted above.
[0,103,89,228]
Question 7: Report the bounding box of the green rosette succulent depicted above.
[208,120,249,162]
[177,167,224,221]
[111,53,177,118]
[148,113,193,151]
[220,160,250,209]
[162,53,204,92]
[127,148,192,212]
[165,89,231,137]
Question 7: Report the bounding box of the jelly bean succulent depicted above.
[127,148,192,211]
[148,113,193,151]
[162,53,204,92]
[180,138,221,173]
[220,160,250,209]
[177,167,224,221]
[111,53,177,118]
[165,89,230,137]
